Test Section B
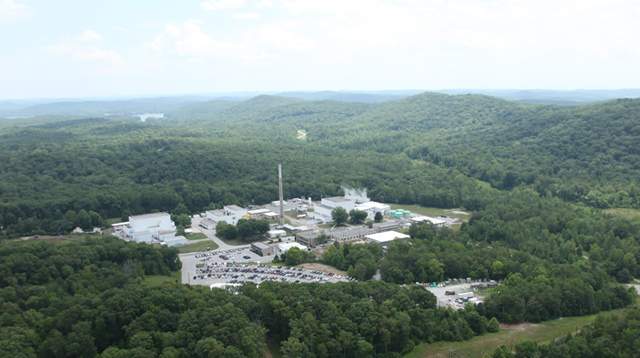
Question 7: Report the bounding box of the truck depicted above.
[445,290,456,295]
[457,292,474,300]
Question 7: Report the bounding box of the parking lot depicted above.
[179,247,353,286]
[189,263,353,286]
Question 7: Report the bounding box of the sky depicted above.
[1,0,639,99]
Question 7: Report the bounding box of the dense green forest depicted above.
[2,91,640,355]
[1,237,503,358]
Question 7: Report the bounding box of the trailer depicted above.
[457,292,474,300]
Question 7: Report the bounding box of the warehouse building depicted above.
[295,230,321,247]
[251,242,275,256]
[205,205,248,226]
[326,226,376,242]
[372,221,400,232]
[365,231,410,249]
[163,236,188,247]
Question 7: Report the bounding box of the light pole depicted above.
[510,331,514,351]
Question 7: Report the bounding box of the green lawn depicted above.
[144,271,181,286]
[405,305,636,358]
[186,233,207,241]
[178,240,218,253]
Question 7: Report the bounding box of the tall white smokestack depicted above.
[278,164,284,226]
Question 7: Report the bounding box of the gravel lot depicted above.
[426,283,482,309]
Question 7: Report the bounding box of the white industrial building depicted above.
[365,231,410,249]
[267,229,287,238]
[355,201,391,219]
[124,212,176,243]
[410,215,449,227]
[205,205,248,226]
[163,236,188,247]
[309,196,356,223]
[277,242,308,255]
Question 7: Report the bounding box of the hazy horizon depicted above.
[2,0,639,99]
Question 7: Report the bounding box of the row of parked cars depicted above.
[192,264,353,284]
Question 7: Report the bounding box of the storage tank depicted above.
[404,211,411,217]
[389,210,396,217]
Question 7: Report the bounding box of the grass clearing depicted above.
[406,306,634,358]
[603,208,640,219]
[186,233,207,241]
[144,271,181,286]
[178,240,218,253]
[266,336,283,358]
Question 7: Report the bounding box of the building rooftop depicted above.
[130,212,169,220]
[207,209,225,216]
[247,209,271,215]
[157,230,174,235]
[365,231,410,243]
[164,236,187,242]
[323,196,351,203]
[373,221,400,229]
[279,242,307,251]
[326,226,375,239]
[133,230,152,236]
[410,216,448,225]
[252,242,271,249]
[297,231,320,239]
[225,205,245,212]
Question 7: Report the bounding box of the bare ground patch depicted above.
[296,263,347,276]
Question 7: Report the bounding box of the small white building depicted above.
[164,236,188,247]
[133,230,153,243]
[205,205,248,226]
[267,229,287,238]
[278,242,307,255]
[410,215,449,227]
[365,231,410,249]
[355,201,391,219]
[247,208,272,219]
[157,230,176,241]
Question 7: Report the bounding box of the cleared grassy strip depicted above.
[405,304,637,358]
[144,271,181,286]
[178,240,218,253]
[603,208,640,218]
[186,232,207,241]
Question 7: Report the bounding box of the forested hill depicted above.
[2,91,640,237]
[167,92,640,209]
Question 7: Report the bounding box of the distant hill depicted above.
[275,90,413,102]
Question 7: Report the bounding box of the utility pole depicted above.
[510,330,515,351]
[278,164,284,227]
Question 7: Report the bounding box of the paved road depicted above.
[189,215,247,251]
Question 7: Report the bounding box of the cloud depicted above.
[73,46,123,64]
[41,31,124,72]
[77,30,103,42]
[243,22,317,52]
[0,0,31,22]
[144,19,271,60]
[200,0,245,11]
[233,12,261,20]
[256,0,274,8]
